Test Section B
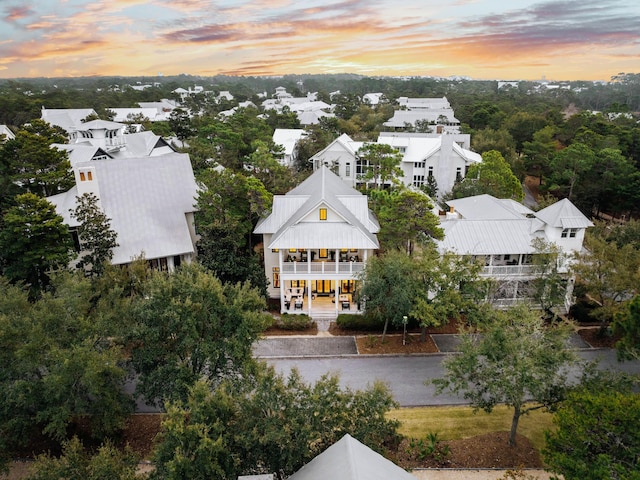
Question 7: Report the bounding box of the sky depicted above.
[0,0,638,81]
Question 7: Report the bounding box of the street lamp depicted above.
[402,315,408,346]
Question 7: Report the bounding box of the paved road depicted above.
[267,349,640,407]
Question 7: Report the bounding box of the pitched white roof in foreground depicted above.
[288,434,415,480]
[47,153,198,265]
[254,166,379,250]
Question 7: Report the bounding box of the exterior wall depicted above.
[544,225,586,253]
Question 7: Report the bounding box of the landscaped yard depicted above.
[388,405,554,469]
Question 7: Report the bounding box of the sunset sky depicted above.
[1,0,638,81]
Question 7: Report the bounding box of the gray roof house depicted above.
[254,166,379,317]
[46,152,198,271]
[437,194,593,309]
[288,434,416,480]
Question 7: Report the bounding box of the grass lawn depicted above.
[388,405,555,452]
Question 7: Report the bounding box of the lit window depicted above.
[79,172,86,181]
[272,267,280,288]
[319,208,327,220]
[289,248,297,253]
[272,249,279,253]
[87,171,93,181]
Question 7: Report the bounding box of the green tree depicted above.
[543,390,640,480]
[433,305,577,446]
[372,189,443,255]
[454,150,524,201]
[547,142,596,201]
[71,192,118,276]
[245,140,297,194]
[196,169,271,295]
[128,264,269,407]
[0,120,73,199]
[0,193,72,294]
[0,273,132,458]
[613,294,640,361]
[26,437,140,480]
[358,250,417,340]
[152,365,400,480]
[356,143,403,189]
[168,108,194,148]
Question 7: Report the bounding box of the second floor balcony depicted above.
[281,260,365,275]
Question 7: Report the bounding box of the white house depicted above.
[46,152,199,271]
[310,132,480,197]
[272,128,307,167]
[254,166,379,317]
[0,124,15,142]
[384,96,460,133]
[436,194,593,309]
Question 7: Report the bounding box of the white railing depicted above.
[480,265,539,277]
[281,261,364,275]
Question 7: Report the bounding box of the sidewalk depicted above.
[411,468,556,480]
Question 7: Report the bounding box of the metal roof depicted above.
[535,198,593,228]
[288,434,416,480]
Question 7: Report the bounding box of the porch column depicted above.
[279,250,285,313]
[307,282,312,315]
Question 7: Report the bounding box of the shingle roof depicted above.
[288,434,416,480]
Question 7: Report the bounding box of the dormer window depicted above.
[319,208,327,221]
[80,172,86,181]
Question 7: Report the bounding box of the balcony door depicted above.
[314,280,334,294]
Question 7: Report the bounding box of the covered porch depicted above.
[280,278,361,317]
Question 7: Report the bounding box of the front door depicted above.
[314,280,334,295]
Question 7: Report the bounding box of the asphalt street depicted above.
[267,349,640,407]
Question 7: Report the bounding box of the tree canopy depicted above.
[452,150,524,201]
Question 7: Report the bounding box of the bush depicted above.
[569,299,600,324]
[276,313,315,330]
[336,313,383,330]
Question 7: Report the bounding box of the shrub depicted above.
[406,431,450,463]
[277,313,315,330]
[336,313,383,330]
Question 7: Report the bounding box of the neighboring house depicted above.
[254,166,379,317]
[262,89,333,125]
[436,194,593,310]
[310,132,480,196]
[384,96,460,133]
[41,107,97,131]
[46,152,199,271]
[288,434,416,480]
[272,128,307,167]
[216,90,234,102]
[109,107,171,123]
[138,98,179,114]
[43,110,175,158]
[0,124,15,141]
[362,92,385,105]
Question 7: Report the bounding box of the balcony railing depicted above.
[281,261,364,275]
[480,265,539,277]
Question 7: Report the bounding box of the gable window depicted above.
[87,171,93,181]
[319,208,327,220]
[79,172,86,181]
[561,228,578,238]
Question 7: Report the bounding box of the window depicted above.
[289,248,297,253]
[561,228,578,238]
[87,171,93,181]
[456,167,462,181]
[79,172,86,181]
[319,249,328,258]
[356,159,369,176]
[272,249,279,253]
[346,163,351,177]
[428,166,434,177]
[272,267,280,288]
[415,161,425,169]
[413,175,425,187]
[319,208,327,220]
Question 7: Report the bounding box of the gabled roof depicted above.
[446,194,533,220]
[535,198,593,229]
[254,166,379,249]
[0,124,15,141]
[272,128,307,156]
[41,108,97,132]
[74,119,125,131]
[117,131,175,157]
[52,143,113,166]
[47,152,198,265]
[288,434,415,480]
[310,134,360,161]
